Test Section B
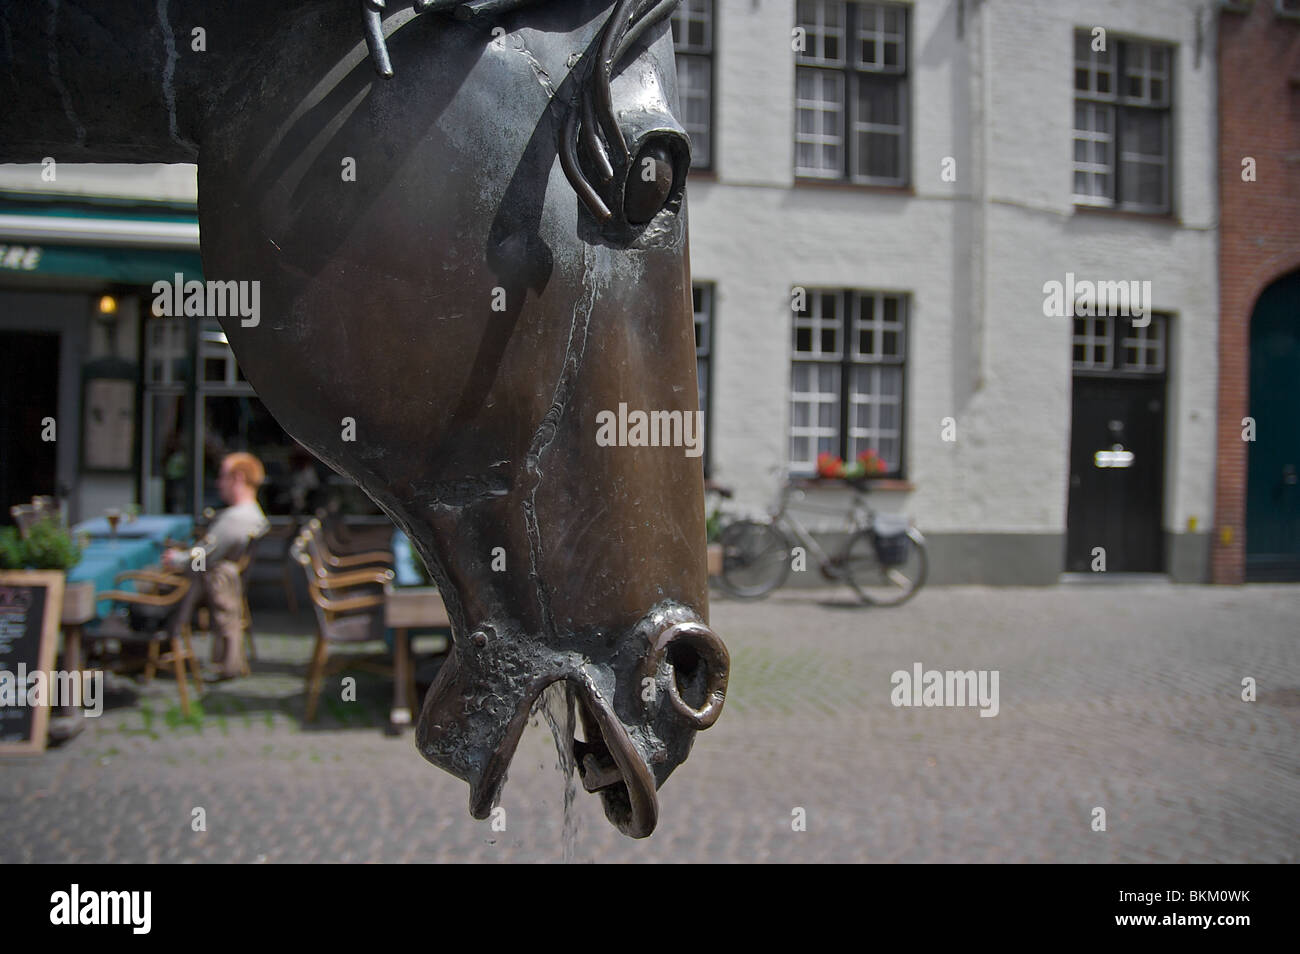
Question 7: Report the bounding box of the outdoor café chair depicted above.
[290,534,396,723]
[313,506,392,556]
[303,518,394,572]
[83,569,205,718]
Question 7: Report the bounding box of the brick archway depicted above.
[1213,6,1300,584]
[1214,257,1300,584]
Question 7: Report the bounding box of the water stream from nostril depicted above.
[533,681,581,863]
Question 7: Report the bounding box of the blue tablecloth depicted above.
[67,538,163,616]
[73,514,193,545]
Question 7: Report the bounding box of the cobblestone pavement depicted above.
[2,584,1297,863]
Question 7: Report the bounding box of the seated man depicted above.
[165,452,270,680]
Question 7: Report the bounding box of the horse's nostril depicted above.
[624,141,676,224]
[667,640,706,710]
[647,621,729,729]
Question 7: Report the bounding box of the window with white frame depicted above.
[1073,31,1174,213]
[692,282,713,473]
[671,0,713,170]
[794,0,908,185]
[1071,313,1167,374]
[790,289,906,475]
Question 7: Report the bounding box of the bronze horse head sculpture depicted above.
[1,0,728,837]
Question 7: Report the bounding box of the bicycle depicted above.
[716,478,927,606]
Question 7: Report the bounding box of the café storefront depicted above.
[0,189,352,526]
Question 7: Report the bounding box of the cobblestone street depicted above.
[2,583,1297,863]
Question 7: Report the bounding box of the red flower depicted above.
[817,452,845,478]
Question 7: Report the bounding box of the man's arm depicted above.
[198,507,265,565]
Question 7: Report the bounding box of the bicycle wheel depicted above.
[842,528,927,606]
[717,520,791,599]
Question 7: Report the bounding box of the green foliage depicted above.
[3,517,84,570]
[0,527,24,569]
[706,507,723,544]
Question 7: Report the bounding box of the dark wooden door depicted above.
[1247,270,1300,580]
[1066,375,1166,572]
[0,332,60,523]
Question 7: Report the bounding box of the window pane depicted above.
[852,76,903,182]
[796,0,846,65]
[856,75,899,125]
[795,68,845,177]
[1119,110,1168,210]
[854,1,905,73]
[671,0,712,54]
[675,55,712,168]
[789,357,841,474]
[1073,30,1115,99]
[1073,101,1115,203]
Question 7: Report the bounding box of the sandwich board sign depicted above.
[0,571,64,754]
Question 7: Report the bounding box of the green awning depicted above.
[0,190,203,283]
[0,243,203,283]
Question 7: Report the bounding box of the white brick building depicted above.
[676,0,1218,582]
[0,1,1220,584]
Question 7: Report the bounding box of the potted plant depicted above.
[2,517,88,622]
[816,449,889,484]
[17,517,85,571]
[705,506,724,577]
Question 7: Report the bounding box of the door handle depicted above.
[1094,444,1135,469]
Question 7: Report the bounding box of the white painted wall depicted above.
[690,0,1218,545]
[0,163,197,202]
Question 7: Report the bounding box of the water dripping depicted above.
[534,680,581,862]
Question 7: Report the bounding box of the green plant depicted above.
[706,507,723,544]
[0,527,24,569]
[16,517,84,570]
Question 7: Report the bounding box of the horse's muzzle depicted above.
[414,605,728,839]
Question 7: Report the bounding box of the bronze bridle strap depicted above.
[361,0,683,222]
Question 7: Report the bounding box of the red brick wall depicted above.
[1214,5,1300,583]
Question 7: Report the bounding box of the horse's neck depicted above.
[0,0,329,164]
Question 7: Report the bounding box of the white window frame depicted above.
[790,288,907,476]
[795,0,909,186]
[671,0,714,170]
[1073,31,1174,214]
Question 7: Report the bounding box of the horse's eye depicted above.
[624,141,677,225]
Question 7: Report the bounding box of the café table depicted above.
[52,536,165,739]
[63,537,163,665]
[72,514,194,546]
[384,531,451,730]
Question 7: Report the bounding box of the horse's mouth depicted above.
[571,684,659,838]
[440,666,660,839]
[417,612,727,840]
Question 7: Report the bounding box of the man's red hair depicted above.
[223,452,265,489]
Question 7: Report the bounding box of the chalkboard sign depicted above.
[0,571,64,754]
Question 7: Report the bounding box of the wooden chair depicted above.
[290,533,395,722]
[314,506,395,555]
[303,518,394,573]
[84,570,205,717]
[243,519,300,613]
